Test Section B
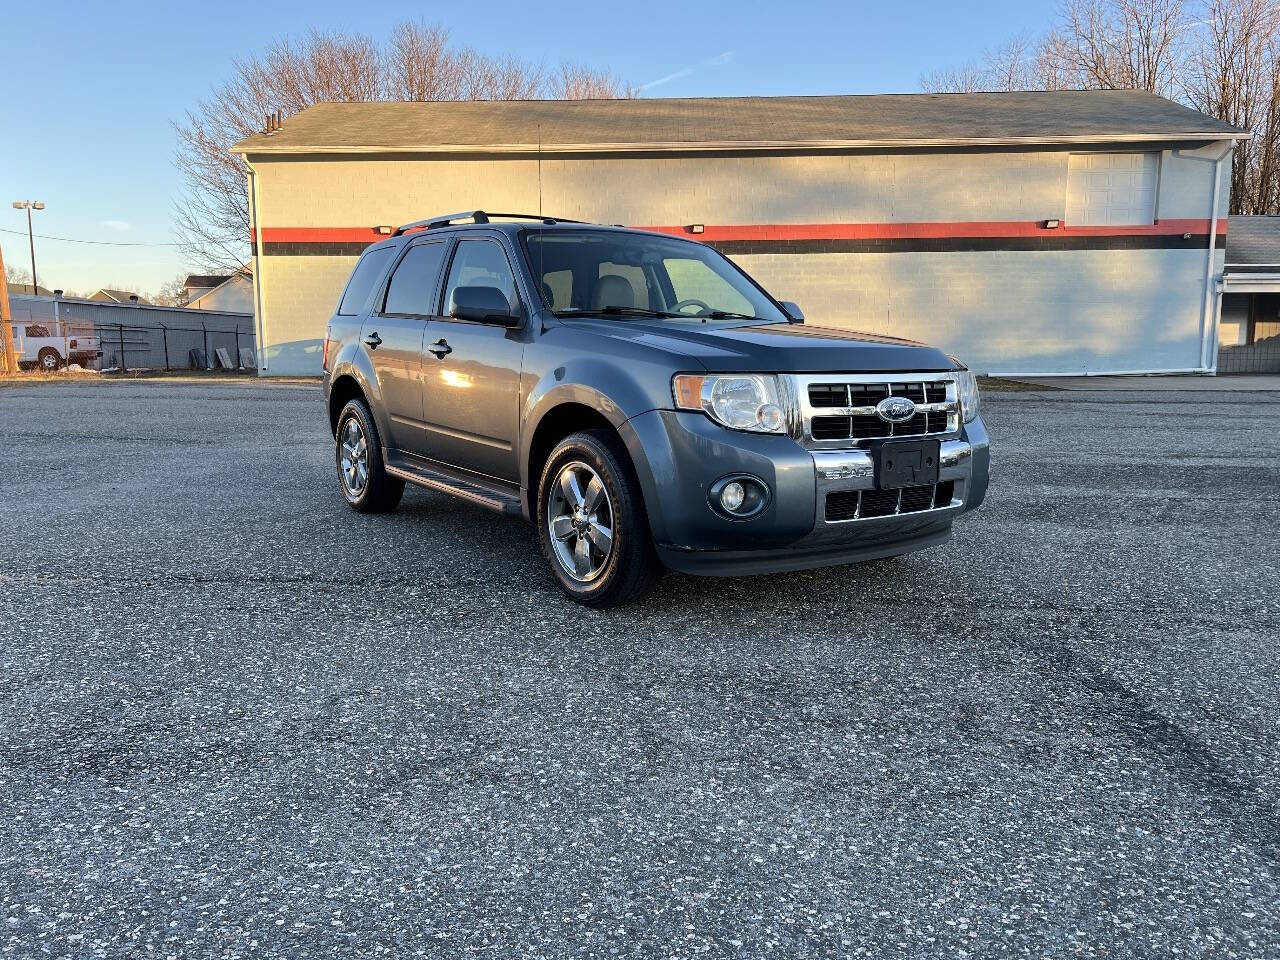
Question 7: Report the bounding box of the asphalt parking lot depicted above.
[2,379,1278,958]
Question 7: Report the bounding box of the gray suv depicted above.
[322,212,990,607]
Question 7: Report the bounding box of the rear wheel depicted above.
[335,397,404,513]
[38,348,62,372]
[537,430,663,608]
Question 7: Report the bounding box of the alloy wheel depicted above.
[546,460,615,582]
[339,416,369,497]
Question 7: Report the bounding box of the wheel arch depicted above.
[327,373,367,436]
[524,401,621,519]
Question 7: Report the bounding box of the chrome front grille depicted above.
[792,373,959,450]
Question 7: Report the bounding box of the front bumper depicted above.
[621,409,989,576]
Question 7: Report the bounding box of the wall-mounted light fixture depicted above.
[688,224,705,234]
[1043,219,1061,229]
[375,225,393,235]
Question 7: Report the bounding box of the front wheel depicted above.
[335,397,404,513]
[537,430,663,608]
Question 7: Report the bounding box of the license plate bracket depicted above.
[870,438,941,490]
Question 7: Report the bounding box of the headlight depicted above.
[672,373,788,434]
[954,367,980,423]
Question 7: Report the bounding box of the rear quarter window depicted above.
[337,247,395,316]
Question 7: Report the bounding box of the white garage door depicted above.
[1066,152,1158,226]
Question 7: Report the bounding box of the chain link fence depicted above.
[3,295,255,374]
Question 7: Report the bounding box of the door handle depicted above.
[363,332,382,349]
[427,338,452,359]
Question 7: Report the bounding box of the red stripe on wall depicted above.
[251,219,1226,245]
[253,227,389,243]
[638,219,1225,241]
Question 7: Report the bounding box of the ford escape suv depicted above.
[322,211,990,607]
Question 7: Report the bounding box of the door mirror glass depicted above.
[780,300,805,322]
[451,285,520,326]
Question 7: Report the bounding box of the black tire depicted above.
[536,429,663,608]
[335,397,404,514]
[37,348,62,372]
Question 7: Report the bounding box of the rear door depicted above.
[418,235,526,481]
[359,240,447,452]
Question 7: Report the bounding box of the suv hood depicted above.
[561,318,956,373]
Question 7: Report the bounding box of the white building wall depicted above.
[247,144,1230,375]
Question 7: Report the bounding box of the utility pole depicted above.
[12,200,45,294]
[0,242,18,374]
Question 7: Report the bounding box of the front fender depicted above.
[520,356,665,487]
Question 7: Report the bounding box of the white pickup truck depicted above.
[12,323,101,371]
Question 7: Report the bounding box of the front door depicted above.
[363,238,449,452]
[419,236,525,482]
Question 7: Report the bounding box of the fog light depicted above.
[721,481,746,512]
[709,474,771,519]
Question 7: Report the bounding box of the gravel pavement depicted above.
[1,379,1278,958]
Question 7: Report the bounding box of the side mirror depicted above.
[780,300,805,323]
[450,286,520,327]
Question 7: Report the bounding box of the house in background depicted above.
[185,267,253,313]
[86,288,150,305]
[1219,215,1280,373]
[183,274,231,303]
[7,282,53,297]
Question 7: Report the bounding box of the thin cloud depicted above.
[100,220,131,231]
[641,68,694,91]
[641,50,736,91]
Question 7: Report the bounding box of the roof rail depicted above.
[392,210,584,235]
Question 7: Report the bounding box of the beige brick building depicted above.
[232,91,1246,376]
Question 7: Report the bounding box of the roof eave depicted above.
[231,130,1251,156]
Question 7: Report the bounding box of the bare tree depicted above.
[547,63,636,99]
[922,33,1048,92]
[1040,0,1188,94]
[4,263,32,287]
[152,274,192,308]
[1185,0,1280,213]
[174,22,632,270]
[385,21,461,100]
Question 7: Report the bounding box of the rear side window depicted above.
[337,247,395,316]
[25,324,50,337]
[382,242,447,316]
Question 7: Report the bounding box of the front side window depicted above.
[337,247,395,316]
[522,230,786,324]
[383,241,447,316]
[443,239,518,317]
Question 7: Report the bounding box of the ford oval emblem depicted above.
[876,396,917,424]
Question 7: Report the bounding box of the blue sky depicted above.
[0,0,1054,295]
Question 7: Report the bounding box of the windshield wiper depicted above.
[599,306,687,319]
[558,306,685,320]
[705,311,770,322]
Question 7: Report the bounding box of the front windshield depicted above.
[521,230,788,324]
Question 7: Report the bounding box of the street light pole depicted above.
[11,201,45,295]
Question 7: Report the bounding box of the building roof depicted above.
[87,288,150,304]
[7,281,53,297]
[232,90,1248,156]
[184,274,232,289]
[1226,216,1280,270]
